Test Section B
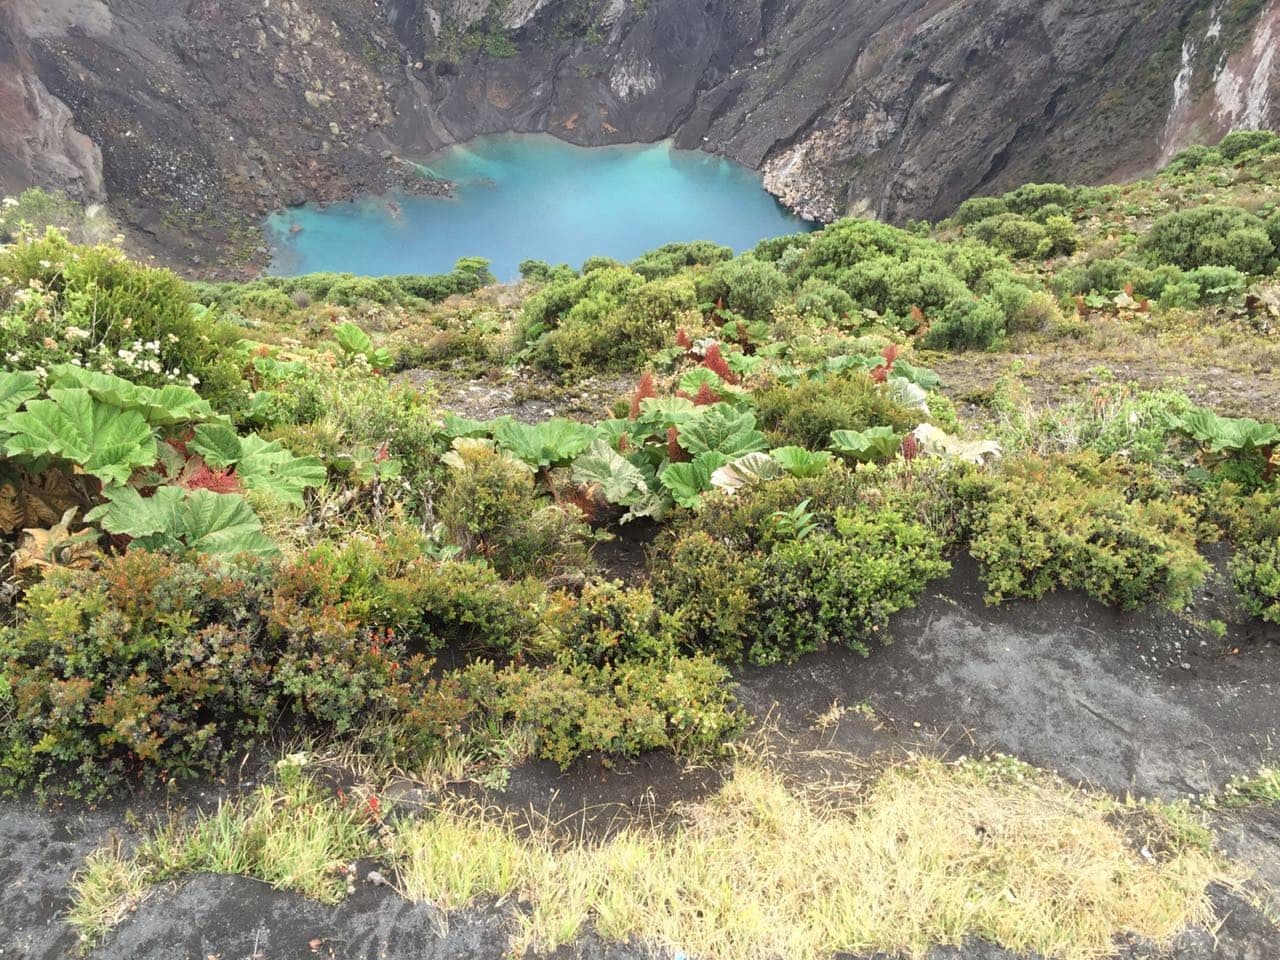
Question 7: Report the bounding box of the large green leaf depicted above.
[890,360,942,391]
[571,438,651,506]
[3,388,157,485]
[493,418,596,468]
[830,426,901,463]
[676,404,767,459]
[190,422,244,468]
[48,365,213,425]
[710,452,784,495]
[87,486,277,559]
[441,412,493,439]
[659,452,731,509]
[0,371,40,418]
[1170,407,1280,452]
[770,446,833,478]
[237,434,327,506]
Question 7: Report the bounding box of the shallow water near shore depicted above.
[265,134,812,280]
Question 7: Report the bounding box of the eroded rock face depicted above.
[0,0,1275,275]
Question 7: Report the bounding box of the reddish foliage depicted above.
[618,433,631,453]
[180,461,241,495]
[908,305,926,329]
[667,427,689,463]
[900,432,918,462]
[692,382,720,406]
[703,343,738,384]
[562,485,601,524]
[675,328,693,350]
[870,343,900,384]
[629,372,656,419]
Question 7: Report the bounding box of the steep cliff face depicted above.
[0,0,1275,275]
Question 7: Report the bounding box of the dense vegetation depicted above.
[3,130,1280,798]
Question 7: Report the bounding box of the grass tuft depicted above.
[392,756,1227,960]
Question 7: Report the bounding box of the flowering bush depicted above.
[0,230,245,412]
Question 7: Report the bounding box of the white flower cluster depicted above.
[116,338,165,375]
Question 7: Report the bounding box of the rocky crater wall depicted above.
[0,0,1276,274]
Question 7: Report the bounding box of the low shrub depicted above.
[965,454,1208,610]
[0,553,275,797]
[438,440,593,578]
[536,581,680,667]
[753,372,922,449]
[1141,206,1276,274]
[0,231,246,412]
[654,483,951,665]
[460,654,739,769]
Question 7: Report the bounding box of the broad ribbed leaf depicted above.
[830,426,901,463]
[237,434,327,506]
[0,371,40,417]
[891,360,941,391]
[571,438,650,505]
[88,486,276,558]
[49,365,212,425]
[771,446,833,478]
[86,485,185,538]
[3,388,157,485]
[659,452,731,509]
[1171,408,1280,452]
[441,413,492,439]
[190,422,244,468]
[911,424,1002,464]
[493,418,596,468]
[676,405,767,458]
[173,489,277,557]
[711,452,784,494]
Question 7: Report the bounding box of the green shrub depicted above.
[0,553,275,797]
[966,454,1208,610]
[793,278,856,323]
[752,507,950,664]
[921,298,1007,351]
[1141,206,1277,273]
[1004,183,1079,217]
[651,532,764,662]
[753,372,923,449]
[1184,265,1248,303]
[968,213,1048,259]
[654,499,949,666]
[538,581,679,666]
[460,654,738,768]
[534,270,693,371]
[439,440,592,578]
[696,256,789,323]
[1209,486,1280,623]
[630,240,733,280]
[1217,129,1279,161]
[953,196,1009,226]
[231,285,297,319]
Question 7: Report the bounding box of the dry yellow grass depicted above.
[392,757,1225,960]
[71,754,1230,960]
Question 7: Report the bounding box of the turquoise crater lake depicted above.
[265,134,812,280]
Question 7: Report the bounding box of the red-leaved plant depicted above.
[630,372,656,419]
[703,343,738,384]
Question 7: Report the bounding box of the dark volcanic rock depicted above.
[0,0,1277,273]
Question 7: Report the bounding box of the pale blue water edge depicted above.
[265,134,813,281]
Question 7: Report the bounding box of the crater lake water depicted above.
[265,134,812,280]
